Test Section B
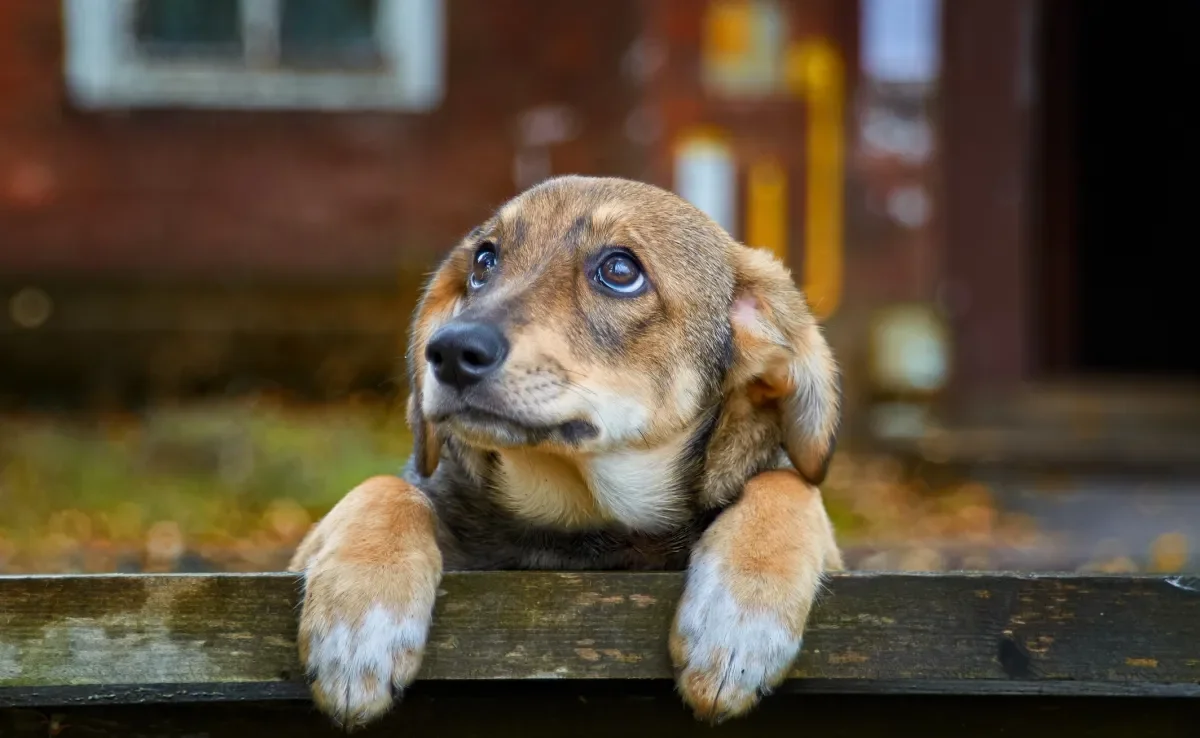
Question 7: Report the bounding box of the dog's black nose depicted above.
[425,321,509,390]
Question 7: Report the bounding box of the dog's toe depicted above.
[669,558,804,722]
[302,603,431,730]
[297,561,436,731]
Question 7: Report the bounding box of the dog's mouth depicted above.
[430,402,599,448]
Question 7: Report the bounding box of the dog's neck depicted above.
[491,429,697,533]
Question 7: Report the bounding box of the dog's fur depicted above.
[289,175,844,729]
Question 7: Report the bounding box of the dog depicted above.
[288,175,844,730]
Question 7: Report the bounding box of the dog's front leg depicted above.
[288,476,443,730]
[670,469,843,722]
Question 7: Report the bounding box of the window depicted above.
[63,0,444,110]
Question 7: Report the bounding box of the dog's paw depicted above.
[669,555,805,722]
[289,476,443,730]
[297,564,437,730]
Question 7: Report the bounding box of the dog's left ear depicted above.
[405,250,468,477]
[728,244,841,485]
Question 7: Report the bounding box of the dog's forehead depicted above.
[495,177,730,263]
[503,176,657,220]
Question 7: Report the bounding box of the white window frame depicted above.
[63,0,444,111]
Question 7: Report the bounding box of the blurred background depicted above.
[1,0,1196,575]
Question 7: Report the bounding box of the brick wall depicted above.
[0,0,648,282]
[0,0,947,418]
[0,0,653,405]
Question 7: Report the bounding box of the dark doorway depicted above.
[1037,0,1197,379]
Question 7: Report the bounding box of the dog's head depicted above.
[407,176,839,528]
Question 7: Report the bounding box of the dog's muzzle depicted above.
[425,321,509,391]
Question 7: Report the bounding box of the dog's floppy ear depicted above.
[728,244,841,485]
[405,250,468,477]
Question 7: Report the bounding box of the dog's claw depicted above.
[669,556,804,721]
[296,563,437,730]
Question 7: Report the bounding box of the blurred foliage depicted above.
[823,456,1195,574]
[821,455,1048,571]
[0,397,410,573]
[0,400,1194,575]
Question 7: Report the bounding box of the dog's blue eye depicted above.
[469,245,498,289]
[596,253,645,295]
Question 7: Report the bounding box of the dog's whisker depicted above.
[560,378,599,398]
[559,383,615,437]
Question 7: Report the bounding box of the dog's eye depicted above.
[469,244,498,289]
[595,252,645,295]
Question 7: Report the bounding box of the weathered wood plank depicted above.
[1,572,1198,708]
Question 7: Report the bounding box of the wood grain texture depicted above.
[1,572,1198,708]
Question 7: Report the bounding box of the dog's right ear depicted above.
[727,244,841,485]
[406,249,469,477]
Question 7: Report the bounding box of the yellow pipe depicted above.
[746,157,788,264]
[786,39,845,320]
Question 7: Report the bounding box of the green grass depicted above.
[0,398,412,572]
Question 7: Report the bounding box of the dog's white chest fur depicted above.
[494,434,692,532]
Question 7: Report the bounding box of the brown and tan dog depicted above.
[289,175,844,730]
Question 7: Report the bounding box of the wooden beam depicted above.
[2,571,1198,708]
[941,0,1039,397]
